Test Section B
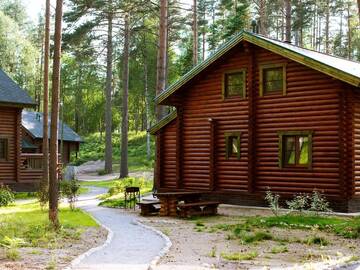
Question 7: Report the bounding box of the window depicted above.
[259,64,286,96]
[0,138,8,161]
[225,132,241,159]
[278,131,313,169]
[222,69,246,98]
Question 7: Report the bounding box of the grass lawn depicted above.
[72,131,154,171]
[0,201,98,249]
[80,177,153,208]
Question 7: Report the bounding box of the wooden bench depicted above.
[178,201,220,218]
[137,201,160,216]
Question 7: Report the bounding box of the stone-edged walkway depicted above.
[68,186,166,270]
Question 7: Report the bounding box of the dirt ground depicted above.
[0,227,107,270]
[140,206,360,270]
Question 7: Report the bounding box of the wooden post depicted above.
[155,131,162,190]
[209,118,216,191]
[15,109,21,182]
[176,107,183,189]
[247,43,256,193]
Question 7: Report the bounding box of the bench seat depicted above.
[178,201,220,218]
[137,200,160,216]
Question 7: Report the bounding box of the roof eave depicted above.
[149,110,177,135]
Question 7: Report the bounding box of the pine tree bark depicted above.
[358,0,360,23]
[143,44,151,161]
[193,0,198,65]
[325,0,330,54]
[259,0,267,35]
[285,0,291,43]
[104,5,113,174]
[40,0,50,207]
[156,0,168,120]
[49,0,63,229]
[120,13,130,179]
[347,2,352,59]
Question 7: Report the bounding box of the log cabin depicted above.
[0,68,81,191]
[150,31,360,213]
[21,110,83,164]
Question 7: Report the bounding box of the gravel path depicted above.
[70,186,166,270]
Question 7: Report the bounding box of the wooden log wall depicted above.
[0,107,19,184]
[181,46,249,191]
[159,119,177,189]
[158,43,357,198]
[254,48,343,195]
[353,91,360,196]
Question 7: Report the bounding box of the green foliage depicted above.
[14,192,37,200]
[233,227,272,244]
[97,177,153,208]
[265,189,280,216]
[60,180,81,210]
[73,131,154,171]
[221,251,258,261]
[309,191,332,213]
[0,201,98,249]
[286,193,309,213]
[306,236,329,246]
[270,245,288,254]
[246,214,360,239]
[0,184,15,207]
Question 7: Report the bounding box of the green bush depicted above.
[309,191,331,213]
[286,193,309,213]
[0,184,15,207]
[60,180,80,210]
[265,189,281,216]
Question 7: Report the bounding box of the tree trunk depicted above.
[193,0,198,65]
[347,2,352,59]
[104,7,113,174]
[74,69,81,133]
[40,0,50,207]
[120,13,130,179]
[156,0,168,120]
[325,0,330,54]
[285,0,291,42]
[358,0,360,23]
[143,47,151,161]
[259,0,267,35]
[49,0,63,230]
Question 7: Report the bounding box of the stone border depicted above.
[134,219,172,270]
[63,215,114,270]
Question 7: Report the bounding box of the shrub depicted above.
[221,251,258,261]
[0,184,15,207]
[265,189,280,216]
[286,193,309,213]
[60,180,80,210]
[309,191,331,213]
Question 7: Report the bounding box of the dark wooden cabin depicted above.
[150,31,360,213]
[21,110,83,164]
[0,69,75,191]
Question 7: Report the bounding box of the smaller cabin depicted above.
[21,110,83,164]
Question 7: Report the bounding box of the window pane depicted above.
[225,72,244,97]
[0,140,5,159]
[231,137,239,155]
[299,136,309,165]
[284,136,295,165]
[264,67,283,93]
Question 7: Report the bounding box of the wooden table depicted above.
[154,191,209,217]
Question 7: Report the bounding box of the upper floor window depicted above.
[0,138,8,161]
[222,69,246,99]
[278,131,313,169]
[225,132,241,159]
[260,64,286,96]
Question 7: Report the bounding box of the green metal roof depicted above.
[149,110,177,135]
[156,31,360,105]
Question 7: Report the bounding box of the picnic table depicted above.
[154,191,211,217]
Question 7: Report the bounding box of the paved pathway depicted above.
[70,186,166,270]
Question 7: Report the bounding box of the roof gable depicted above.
[22,110,83,143]
[0,69,36,107]
[156,31,360,105]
